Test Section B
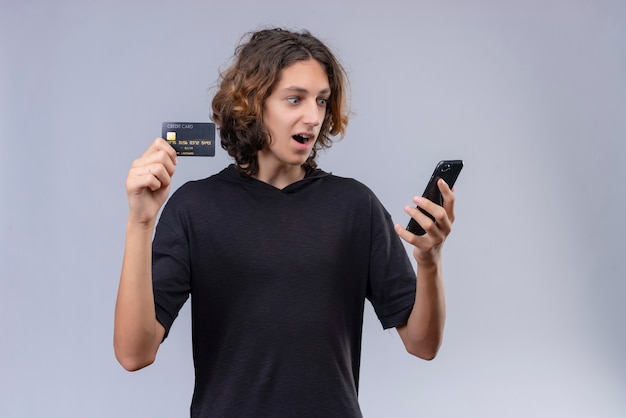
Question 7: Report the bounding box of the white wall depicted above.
[1,1,625,417]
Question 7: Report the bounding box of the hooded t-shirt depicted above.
[152,164,416,418]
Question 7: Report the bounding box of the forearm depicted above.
[114,220,163,371]
[399,260,446,360]
[394,178,455,360]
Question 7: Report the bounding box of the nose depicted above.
[302,99,322,127]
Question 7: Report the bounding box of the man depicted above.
[114,28,454,417]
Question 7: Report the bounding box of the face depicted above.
[259,59,330,173]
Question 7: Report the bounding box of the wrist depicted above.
[126,216,156,233]
[416,258,440,275]
[414,248,442,269]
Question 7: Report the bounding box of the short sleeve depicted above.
[152,203,191,339]
[366,196,416,329]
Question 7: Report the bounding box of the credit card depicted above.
[161,122,216,156]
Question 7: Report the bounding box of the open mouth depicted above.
[292,134,312,144]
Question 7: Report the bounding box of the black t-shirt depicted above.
[152,165,416,417]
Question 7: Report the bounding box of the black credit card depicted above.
[161,122,216,156]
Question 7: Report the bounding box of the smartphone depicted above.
[406,160,463,236]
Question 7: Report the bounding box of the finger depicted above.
[411,196,438,222]
[410,197,450,238]
[127,163,171,193]
[431,207,452,236]
[137,138,178,169]
[154,137,178,167]
[394,223,417,244]
[395,220,441,250]
[132,146,177,177]
[132,154,177,179]
[155,148,177,177]
[142,163,172,191]
[437,179,456,224]
[405,200,438,236]
[127,171,163,195]
[144,138,177,160]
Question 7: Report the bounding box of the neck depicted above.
[253,163,306,189]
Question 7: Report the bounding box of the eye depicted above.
[318,97,329,106]
[287,97,300,105]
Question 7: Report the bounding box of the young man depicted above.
[114,28,455,417]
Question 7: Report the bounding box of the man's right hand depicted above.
[126,138,178,226]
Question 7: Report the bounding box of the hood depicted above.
[217,164,331,194]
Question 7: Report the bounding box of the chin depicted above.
[290,159,309,167]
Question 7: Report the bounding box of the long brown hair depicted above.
[212,28,350,176]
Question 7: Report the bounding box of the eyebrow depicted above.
[281,86,331,96]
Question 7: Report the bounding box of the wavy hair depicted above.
[212,28,350,176]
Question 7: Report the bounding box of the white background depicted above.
[1,0,625,417]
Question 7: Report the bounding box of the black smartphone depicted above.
[406,160,463,236]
